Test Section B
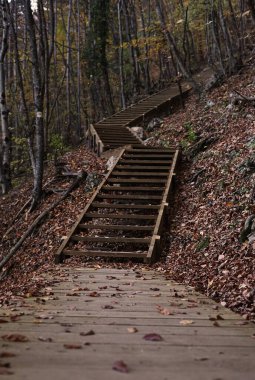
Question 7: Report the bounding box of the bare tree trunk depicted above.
[0,0,11,194]
[117,0,126,108]
[6,0,36,175]
[218,0,236,73]
[76,0,81,137]
[138,0,151,93]
[24,0,44,209]
[123,0,140,96]
[66,0,72,140]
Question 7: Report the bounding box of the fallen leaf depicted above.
[38,337,53,342]
[88,292,100,297]
[63,344,82,349]
[10,315,21,322]
[35,314,53,320]
[0,353,16,358]
[0,362,10,368]
[0,367,13,375]
[127,327,138,333]
[156,305,174,316]
[0,319,8,324]
[143,333,163,341]
[112,360,129,373]
[80,330,95,336]
[2,334,29,342]
[179,320,194,326]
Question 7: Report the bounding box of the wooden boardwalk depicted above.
[0,268,254,379]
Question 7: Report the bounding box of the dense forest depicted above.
[0,0,254,208]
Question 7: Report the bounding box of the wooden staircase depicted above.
[55,147,178,263]
[88,83,191,154]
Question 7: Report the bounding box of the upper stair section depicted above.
[88,83,191,155]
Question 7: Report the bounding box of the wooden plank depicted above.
[71,236,151,244]
[124,154,173,159]
[78,224,154,231]
[102,186,163,191]
[119,160,172,164]
[91,203,160,209]
[63,249,147,258]
[115,165,171,170]
[96,194,162,200]
[84,213,156,220]
[107,178,167,183]
[111,171,169,177]
[126,148,176,153]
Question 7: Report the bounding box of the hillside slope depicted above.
[150,58,255,320]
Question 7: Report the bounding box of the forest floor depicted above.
[0,57,254,321]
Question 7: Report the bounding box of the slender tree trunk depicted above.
[117,0,126,108]
[66,0,72,140]
[138,0,151,93]
[6,0,35,175]
[123,0,140,96]
[24,0,44,209]
[0,0,11,194]
[76,0,81,137]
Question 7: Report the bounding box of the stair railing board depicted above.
[146,150,179,263]
[54,148,125,264]
[88,124,104,156]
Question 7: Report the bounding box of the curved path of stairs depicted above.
[88,83,191,154]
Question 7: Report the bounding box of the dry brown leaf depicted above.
[63,344,82,349]
[179,320,194,326]
[2,334,29,342]
[127,327,138,333]
[112,360,129,373]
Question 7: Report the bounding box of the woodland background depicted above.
[0,0,254,208]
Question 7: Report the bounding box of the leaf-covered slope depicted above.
[153,59,255,320]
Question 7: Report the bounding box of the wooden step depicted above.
[78,224,154,231]
[107,178,167,183]
[71,236,151,244]
[126,148,175,153]
[91,203,160,210]
[96,194,162,200]
[63,249,147,258]
[111,171,169,177]
[124,154,172,159]
[85,213,157,220]
[119,160,172,164]
[102,186,163,191]
[115,165,170,170]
